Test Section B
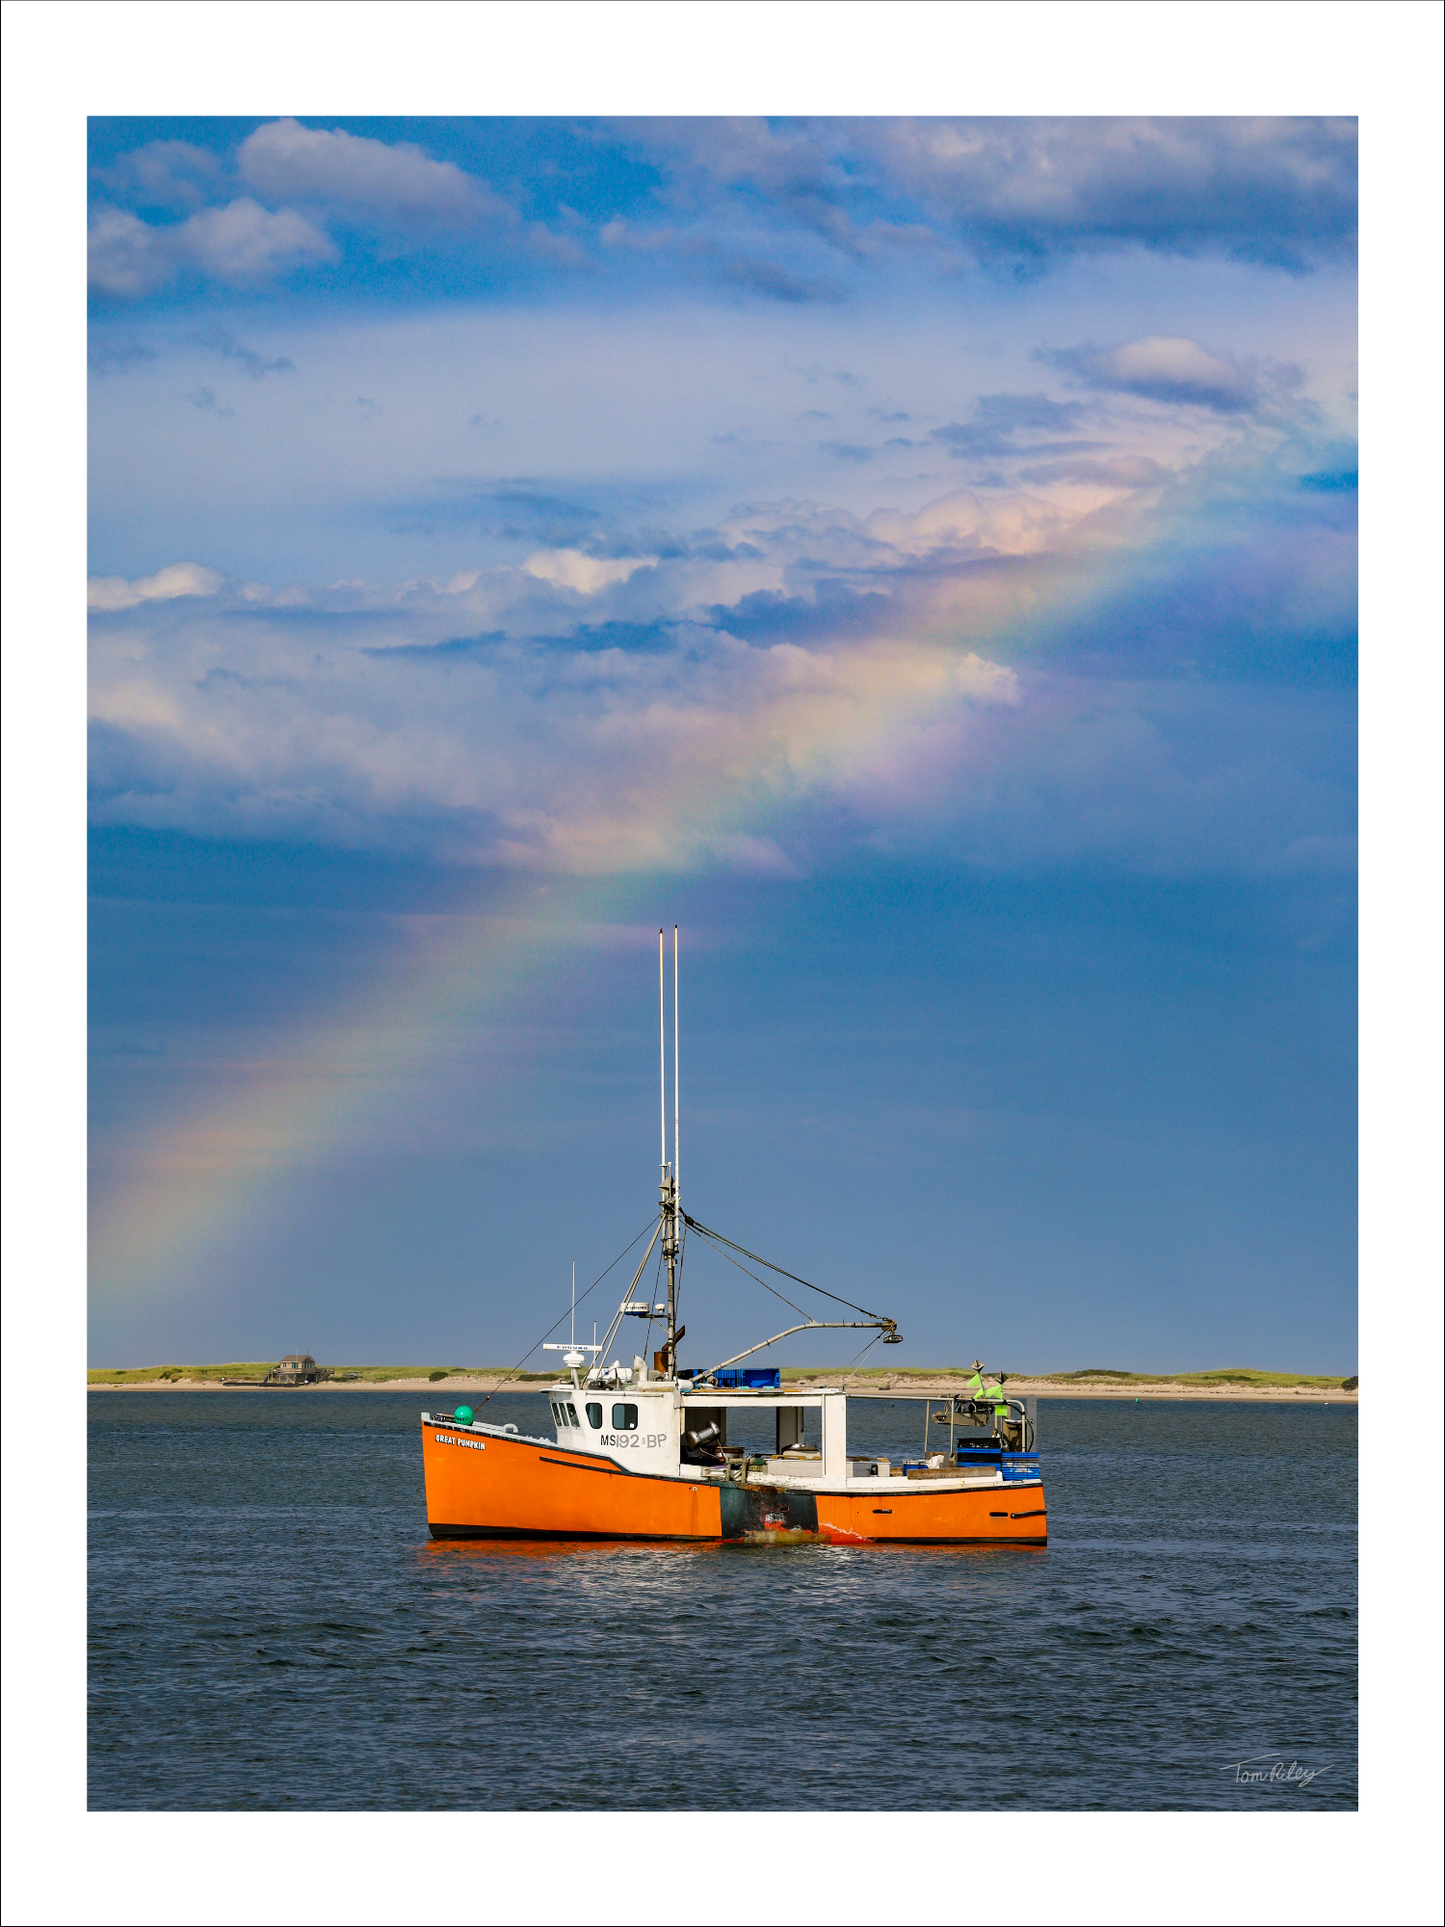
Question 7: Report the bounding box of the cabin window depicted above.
[611,1403,639,1431]
[586,1403,603,1428]
[562,1403,578,1427]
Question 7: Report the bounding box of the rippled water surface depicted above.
[88,1391,1356,1810]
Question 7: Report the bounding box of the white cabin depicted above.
[541,1368,1017,1493]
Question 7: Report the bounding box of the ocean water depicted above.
[88,1391,1356,1810]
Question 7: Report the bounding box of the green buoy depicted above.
[454,1404,474,1425]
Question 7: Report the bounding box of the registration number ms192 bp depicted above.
[603,1433,669,1450]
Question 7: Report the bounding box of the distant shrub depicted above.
[1341,1376,1358,1391]
[428,1370,449,1382]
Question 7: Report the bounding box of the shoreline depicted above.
[87,1372,1358,1403]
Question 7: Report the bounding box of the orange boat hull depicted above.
[814,1489,1046,1545]
[422,1424,1046,1545]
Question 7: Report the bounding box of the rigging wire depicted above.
[682,1214,888,1322]
[641,1239,666,1358]
[472,1218,657,1413]
[837,1329,886,1387]
[690,1228,810,1320]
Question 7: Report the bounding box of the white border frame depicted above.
[3,6,1441,1923]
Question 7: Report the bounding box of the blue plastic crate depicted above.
[712,1367,782,1389]
[1000,1452,1041,1482]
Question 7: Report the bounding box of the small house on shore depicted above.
[267,1353,322,1385]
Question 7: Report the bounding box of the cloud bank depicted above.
[88,116,1356,302]
[88,440,1355,881]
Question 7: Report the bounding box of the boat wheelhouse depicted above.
[420,929,1046,1547]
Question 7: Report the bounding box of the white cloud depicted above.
[180,200,335,282]
[521,549,656,595]
[621,118,1356,271]
[88,200,334,297]
[88,563,223,612]
[84,412,1352,886]
[1050,336,1300,415]
[94,139,225,214]
[1108,338,1241,395]
[238,119,499,225]
[88,209,168,298]
[85,547,1026,872]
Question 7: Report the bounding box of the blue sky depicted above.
[86,116,1357,1371]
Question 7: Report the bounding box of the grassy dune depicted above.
[1041,1367,1354,1389]
[89,1363,1356,1389]
[86,1364,552,1385]
[88,1363,275,1384]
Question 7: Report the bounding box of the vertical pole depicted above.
[673,925,679,1220]
[659,926,677,1375]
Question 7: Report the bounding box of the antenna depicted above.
[570,1261,576,1350]
[653,926,680,1376]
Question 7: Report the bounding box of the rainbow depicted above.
[86,497,1190,1314]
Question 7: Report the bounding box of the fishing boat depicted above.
[421,930,1046,1546]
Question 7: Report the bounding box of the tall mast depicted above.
[659,926,679,1374]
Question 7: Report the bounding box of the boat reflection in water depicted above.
[421,930,1046,1549]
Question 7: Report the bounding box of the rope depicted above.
[472,1219,657,1413]
[837,1330,886,1387]
[681,1214,888,1322]
[689,1227,810,1319]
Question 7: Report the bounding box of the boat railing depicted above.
[925,1393,1040,1473]
[930,1394,1035,1448]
